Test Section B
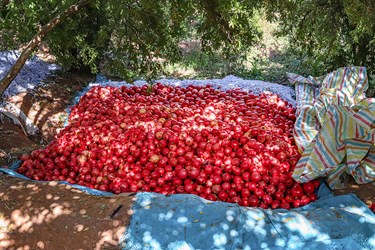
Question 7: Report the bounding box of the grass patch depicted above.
[164,16,375,98]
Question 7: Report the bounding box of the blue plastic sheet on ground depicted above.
[122,185,375,250]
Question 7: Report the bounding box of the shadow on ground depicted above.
[0,174,133,249]
[0,73,93,166]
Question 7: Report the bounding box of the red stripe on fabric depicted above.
[340,68,347,90]
[338,108,344,140]
[328,109,335,128]
[362,157,375,165]
[353,113,372,127]
[314,145,330,168]
[347,160,361,165]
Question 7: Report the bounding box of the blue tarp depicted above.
[122,186,375,250]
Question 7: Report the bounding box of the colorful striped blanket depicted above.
[288,67,375,189]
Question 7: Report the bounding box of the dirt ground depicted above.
[333,177,375,206]
[0,174,134,250]
[0,73,374,249]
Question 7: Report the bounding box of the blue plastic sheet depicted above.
[122,185,375,250]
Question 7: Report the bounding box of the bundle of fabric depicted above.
[289,67,375,189]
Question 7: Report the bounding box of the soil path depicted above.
[0,174,133,250]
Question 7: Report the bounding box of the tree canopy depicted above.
[264,0,375,77]
[0,0,261,81]
[1,0,374,90]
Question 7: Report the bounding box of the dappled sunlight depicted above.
[341,205,375,224]
[95,226,127,250]
[0,175,133,249]
[1,174,374,249]
[168,65,197,79]
[122,193,375,249]
[0,73,90,161]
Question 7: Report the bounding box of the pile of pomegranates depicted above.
[17,83,320,209]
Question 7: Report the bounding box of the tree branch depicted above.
[0,0,91,97]
[199,0,234,43]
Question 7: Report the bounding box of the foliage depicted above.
[2,0,374,96]
[263,0,375,85]
[164,14,324,83]
[0,0,262,82]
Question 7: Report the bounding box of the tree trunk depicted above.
[0,0,90,97]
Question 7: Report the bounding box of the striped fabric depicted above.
[289,67,375,189]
